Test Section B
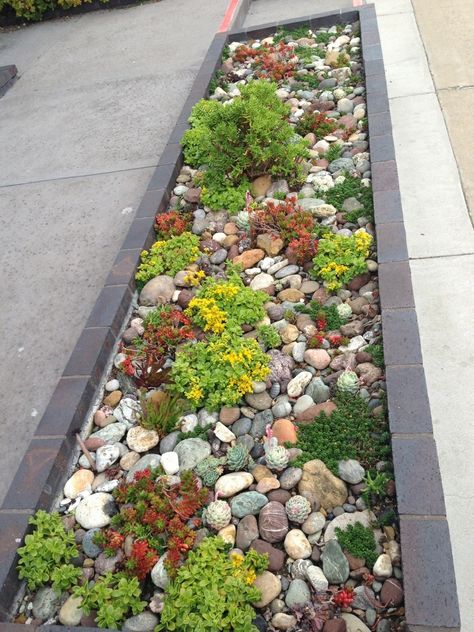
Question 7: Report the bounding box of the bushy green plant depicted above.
[323,172,374,221]
[182,80,308,211]
[0,0,110,22]
[257,324,282,349]
[311,231,373,291]
[50,564,82,594]
[156,537,268,632]
[73,573,146,629]
[288,394,390,473]
[171,332,270,410]
[325,143,344,163]
[335,522,377,568]
[17,510,78,591]
[178,423,212,441]
[186,265,267,335]
[273,25,314,43]
[135,232,200,286]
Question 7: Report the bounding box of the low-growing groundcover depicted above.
[0,0,152,23]
[13,21,404,632]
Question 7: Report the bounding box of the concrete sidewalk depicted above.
[0,0,227,504]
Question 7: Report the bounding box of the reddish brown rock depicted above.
[344,551,365,570]
[348,273,371,291]
[232,248,265,269]
[272,419,297,444]
[177,289,194,309]
[338,114,357,130]
[257,233,284,256]
[296,401,337,423]
[312,288,330,304]
[83,437,106,452]
[103,391,122,408]
[380,578,403,607]
[268,489,292,504]
[184,188,201,204]
[323,619,347,632]
[219,407,241,426]
[258,501,289,543]
[355,351,372,363]
[356,362,383,386]
[224,222,238,235]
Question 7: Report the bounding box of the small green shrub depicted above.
[178,423,212,442]
[273,25,313,43]
[17,511,78,591]
[323,172,374,221]
[73,573,146,629]
[50,564,82,594]
[335,522,377,569]
[288,394,390,473]
[182,80,308,211]
[311,231,373,291]
[135,232,200,287]
[0,0,109,22]
[156,537,268,632]
[362,471,390,507]
[257,324,282,349]
[325,143,344,163]
[171,332,270,410]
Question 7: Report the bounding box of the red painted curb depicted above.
[218,0,239,32]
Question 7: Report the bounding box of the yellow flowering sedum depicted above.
[187,297,228,334]
[135,232,200,286]
[171,332,270,411]
[312,230,373,291]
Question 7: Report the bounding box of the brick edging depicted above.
[0,5,461,631]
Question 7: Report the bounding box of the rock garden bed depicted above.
[12,19,406,632]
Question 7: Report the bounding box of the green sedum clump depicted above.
[17,510,78,591]
[73,572,146,629]
[182,80,308,212]
[156,536,268,632]
[335,522,378,569]
[288,394,390,474]
[257,324,282,349]
[135,232,200,287]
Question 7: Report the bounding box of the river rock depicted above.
[285,578,311,608]
[215,472,254,498]
[32,586,61,620]
[139,275,175,306]
[338,459,365,485]
[64,469,94,499]
[341,613,371,632]
[160,451,179,475]
[231,492,268,518]
[245,391,273,411]
[259,501,289,543]
[284,529,312,559]
[123,612,159,632]
[151,553,170,589]
[126,426,159,452]
[279,467,302,490]
[287,371,312,398]
[302,511,325,535]
[233,248,265,270]
[298,460,347,509]
[304,349,331,369]
[272,613,298,631]
[251,539,285,572]
[236,514,259,549]
[306,565,329,592]
[324,509,374,542]
[373,553,393,578]
[253,571,282,607]
[305,377,330,403]
[322,539,350,584]
[272,418,297,444]
[380,578,403,607]
[59,595,83,626]
[175,438,211,471]
[95,444,121,472]
[75,492,116,529]
[214,421,236,443]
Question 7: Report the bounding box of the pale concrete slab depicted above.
[243,0,353,28]
[370,0,413,15]
[412,0,474,89]
[390,92,474,258]
[0,167,154,502]
[438,88,474,224]
[410,254,474,629]
[376,11,434,99]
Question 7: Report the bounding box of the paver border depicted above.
[0,5,461,631]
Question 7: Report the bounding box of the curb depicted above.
[0,65,17,97]
[0,4,461,631]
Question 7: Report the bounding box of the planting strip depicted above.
[0,4,460,631]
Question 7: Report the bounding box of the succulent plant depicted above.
[205,499,231,530]
[285,495,312,523]
[266,445,290,472]
[195,456,226,487]
[336,303,352,320]
[226,444,253,472]
[337,370,359,395]
[236,210,250,231]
